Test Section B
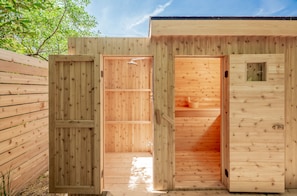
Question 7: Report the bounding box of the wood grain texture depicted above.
[175,151,222,189]
[150,19,297,36]
[0,48,48,68]
[174,55,221,189]
[49,55,101,194]
[175,116,220,152]
[68,35,297,191]
[0,50,48,194]
[175,57,221,108]
[104,57,153,153]
[228,54,285,193]
[104,152,153,193]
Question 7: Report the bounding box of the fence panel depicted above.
[0,49,48,194]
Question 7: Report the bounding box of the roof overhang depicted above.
[149,16,297,37]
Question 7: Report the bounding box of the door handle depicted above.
[155,109,161,125]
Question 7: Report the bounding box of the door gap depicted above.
[174,56,223,189]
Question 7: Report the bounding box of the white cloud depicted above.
[255,0,287,15]
[128,0,173,29]
[88,0,296,37]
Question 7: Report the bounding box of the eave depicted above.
[149,16,297,37]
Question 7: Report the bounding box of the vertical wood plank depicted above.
[221,56,230,189]
[285,37,297,188]
[95,54,103,193]
[151,36,175,190]
[49,55,56,191]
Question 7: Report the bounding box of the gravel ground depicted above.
[17,171,66,196]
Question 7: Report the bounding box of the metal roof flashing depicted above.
[150,16,297,20]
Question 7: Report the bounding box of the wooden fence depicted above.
[0,49,48,194]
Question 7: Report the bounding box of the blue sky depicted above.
[86,0,297,37]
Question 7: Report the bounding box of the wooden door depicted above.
[227,54,285,193]
[49,55,103,194]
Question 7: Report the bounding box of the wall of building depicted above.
[68,36,297,190]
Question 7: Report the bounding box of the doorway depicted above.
[102,56,154,192]
[174,57,223,189]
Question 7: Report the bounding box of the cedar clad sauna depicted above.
[49,17,297,195]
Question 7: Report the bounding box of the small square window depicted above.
[247,62,266,81]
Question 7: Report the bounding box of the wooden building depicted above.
[49,17,297,194]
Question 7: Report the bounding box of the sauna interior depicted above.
[103,56,154,191]
[174,57,222,189]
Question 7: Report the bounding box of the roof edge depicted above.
[150,16,297,20]
[150,16,297,36]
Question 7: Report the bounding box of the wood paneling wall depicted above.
[175,116,221,152]
[68,37,150,55]
[68,36,297,190]
[150,36,297,190]
[0,49,48,194]
[175,57,221,108]
[104,57,153,152]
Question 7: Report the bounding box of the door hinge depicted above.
[101,70,104,77]
[225,169,229,178]
[224,70,228,78]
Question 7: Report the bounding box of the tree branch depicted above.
[37,54,48,61]
[35,5,67,55]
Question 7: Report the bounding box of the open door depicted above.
[49,55,103,194]
[227,54,285,193]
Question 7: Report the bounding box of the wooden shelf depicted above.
[105,121,151,124]
[105,89,151,92]
[175,107,220,117]
[175,106,220,111]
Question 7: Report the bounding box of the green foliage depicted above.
[0,0,98,60]
[0,171,11,196]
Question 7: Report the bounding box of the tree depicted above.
[0,0,98,60]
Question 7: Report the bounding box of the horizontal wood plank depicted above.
[0,60,48,76]
[175,151,221,189]
[175,116,220,152]
[230,181,285,193]
[0,84,48,95]
[0,71,48,85]
[104,152,153,192]
[0,110,48,131]
[0,49,49,195]
[0,124,48,154]
[10,150,48,193]
[0,94,48,107]
[0,48,48,68]
[0,102,48,119]
[0,129,48,166]
[151,19,297,36]
[55,120,94,128]
[0,117,47,141]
